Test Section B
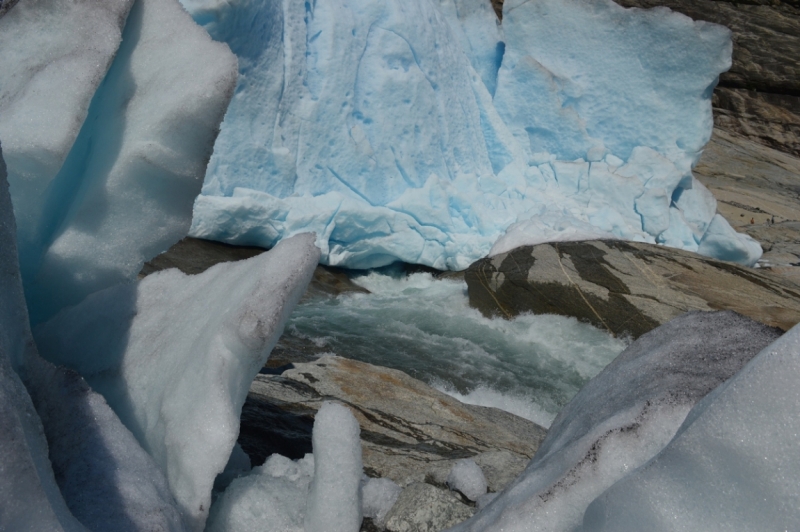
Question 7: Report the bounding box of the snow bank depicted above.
[206,454,315,532]
[450,311,781,532]
[305,402,364,532]
[2,0,237,324]
[584,321,800,530]
[185,0,758,269]
[34,233,320,530]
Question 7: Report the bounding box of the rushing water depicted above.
[281,270,629,428]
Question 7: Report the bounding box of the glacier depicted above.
[184,0,761,269]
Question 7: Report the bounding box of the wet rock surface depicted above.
[240,356,545,490]
[466,240,800,338]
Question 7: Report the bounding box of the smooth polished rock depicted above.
[466,240,800,337]
[384,483,474,532]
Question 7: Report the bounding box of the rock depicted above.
[384,483,474,532]
[691,128,800,284]
[613,0,800,156]
[466,240,800,338]
[240,356,545,489]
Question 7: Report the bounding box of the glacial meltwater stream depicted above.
[280,270,629,428]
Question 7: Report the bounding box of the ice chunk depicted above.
[305,402,364,532]
[0,0,134,284]
[7,0,237,324]
[205,454,315,532]
[362,477,402,526]
[697,213,763,266]
[447,459,488,502]
[34,233,320,531]
[451,311,781,532]
[583,322,800,531]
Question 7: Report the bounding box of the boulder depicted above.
[384,483,474,532]
[466,240,800,338]
[241,356,545,490]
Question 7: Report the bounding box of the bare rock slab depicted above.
[466,240,800,338]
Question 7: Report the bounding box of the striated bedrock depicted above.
[613,0,800,156]
[242,356,545,491]
[465,240,800,338]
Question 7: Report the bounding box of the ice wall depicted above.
[0,0,237,324]
[450,311,781,532]
[583,321,800,531]
[34,234,320,530]
[185,0,760,269]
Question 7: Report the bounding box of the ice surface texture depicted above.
[583,321,800,530]
[450,311,782,532]
[185,0,759,269]
[34,233,320,530]
[0,0,237,324]
[2,146,188,532]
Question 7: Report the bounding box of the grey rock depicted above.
[466,239,800,338]
[241,356,545,489]
[384,483,474,532]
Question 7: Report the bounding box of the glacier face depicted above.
[185,0,760,269]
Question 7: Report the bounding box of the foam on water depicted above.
[284,271,628,426]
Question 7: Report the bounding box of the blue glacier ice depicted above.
[184,0,761,269]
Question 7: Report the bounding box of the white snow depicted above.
[205,454,315,532]
[184,0,759,269]
[305,402,364,532]
[450,311,782,532]
[34,233,320,531]
[447,459,488,502]
[362,477,402,526]
[583,321,800,531]
[2,0,237,324]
